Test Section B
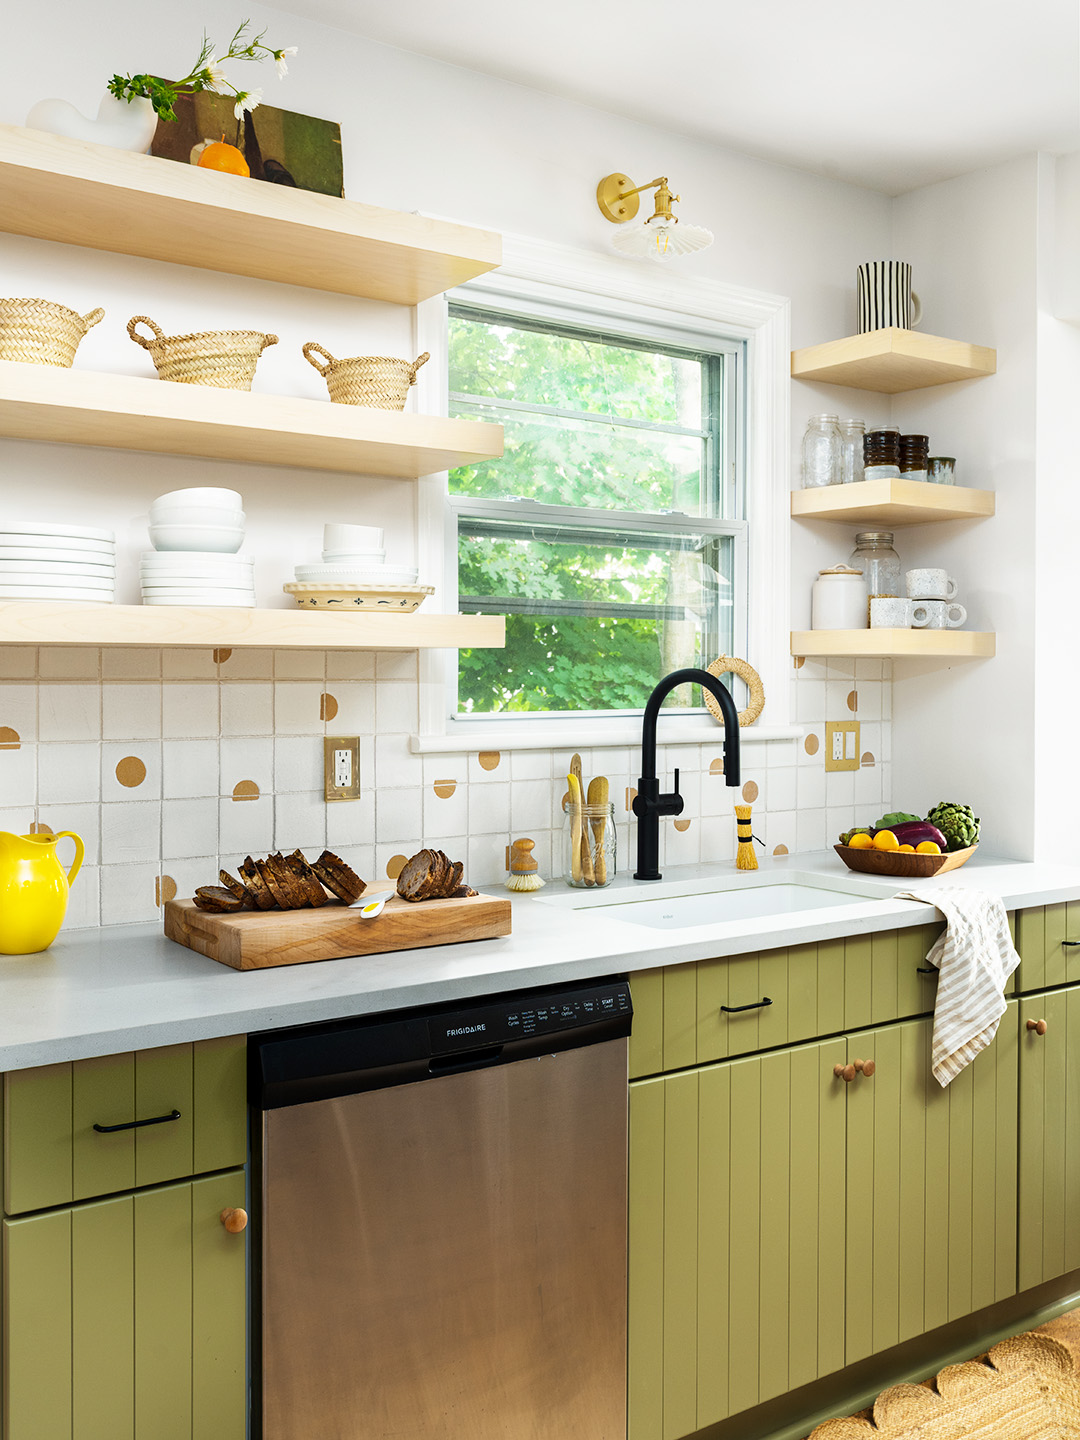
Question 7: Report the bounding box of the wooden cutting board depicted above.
[163,885,512,970]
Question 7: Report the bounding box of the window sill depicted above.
[410,722,803,755]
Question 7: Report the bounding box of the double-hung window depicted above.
[447,304,746,720]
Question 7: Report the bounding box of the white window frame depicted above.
[410,232,793,753]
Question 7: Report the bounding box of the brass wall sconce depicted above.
[596,172,713,261]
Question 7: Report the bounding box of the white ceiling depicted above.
[281,0,1080,194]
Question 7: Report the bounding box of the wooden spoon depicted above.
[571,753,595,885]
[566,772,583,884]
[587,775,609,884]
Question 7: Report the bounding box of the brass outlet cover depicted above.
[324,736,361,801]
[596,173,639,224]
[825,720,860,772]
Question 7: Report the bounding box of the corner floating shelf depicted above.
[791,629,995,660]
[0,361,502,476]
[791,328,996,394]
[791,477,995,527]
[0,125,501,305]
[0,603,505,651]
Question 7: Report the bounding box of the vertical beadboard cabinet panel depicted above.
[1018,987,1080,1291]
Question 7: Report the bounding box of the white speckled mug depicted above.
[869,596,912,628]
[912,600,967,629]
[906,568,958,601]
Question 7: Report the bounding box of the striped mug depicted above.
[856,261,923,333]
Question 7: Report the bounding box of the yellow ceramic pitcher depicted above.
[0,831,84,955]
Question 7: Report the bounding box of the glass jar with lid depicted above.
[839,419,865,485]
[801,414,841,488]
[848,531,902,601]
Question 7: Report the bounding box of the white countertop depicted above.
[2,850,1078,1071]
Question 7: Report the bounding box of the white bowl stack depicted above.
[142,488,256,607]
[0,521,116,602]
[292,524,418,588]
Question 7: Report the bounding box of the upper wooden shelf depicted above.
[0,361,503,477]
[791,477,995,527]
[791,629,995,660]
[0,125,501,304]
[791,328,996,394]
[0,603,504,651]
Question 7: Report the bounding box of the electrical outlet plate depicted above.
[324,736,361,801]
[824,720,860,772]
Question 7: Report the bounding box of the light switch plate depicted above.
[324,736,361,801]
[824,720,860,772]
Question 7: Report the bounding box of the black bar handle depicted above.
[93,1108,181,1134]
[917,966,937,974]
[428,1045,504,1077]
[720,997,773,1014]
[1063,941,1080,947]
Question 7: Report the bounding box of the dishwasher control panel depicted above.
[428,980,632,1055]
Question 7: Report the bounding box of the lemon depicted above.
[898,844,915,852]
[872,829,900,852]
[847,832,874,850]
[915,840,942,854]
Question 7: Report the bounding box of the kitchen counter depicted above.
[2,850,1078,1071]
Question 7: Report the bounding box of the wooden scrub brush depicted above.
[735,804,760,871]
[506,837,545,891]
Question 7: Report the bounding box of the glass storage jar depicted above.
[839,419,866,485]
[563,799,616,888]
[848,531,902,603]
[801,414,842,488]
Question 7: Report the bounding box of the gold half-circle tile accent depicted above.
[804,733,820,756]
[213,648,233,665]
[709,757,725,775]
[861,751,876,766]
[793,656,805,669]
[29,821,54,835]
[320,692,339,722]
[232,779,260,802]
[773,844,790,856]
[742,780,759,803]
[478,750,501,771]
[433,780,457,799]
[385,853,408,880]
[115,755,147,788]
[155,875,177,906]
[673,818,691,832]
[625,786,638,810]
[847,690,858,713]
[0,726,20,749]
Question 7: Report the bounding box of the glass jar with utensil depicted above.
[563,799,616,888]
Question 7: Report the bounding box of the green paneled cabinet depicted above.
[0,1036,247,1440]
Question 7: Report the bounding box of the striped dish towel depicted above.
[895,885,1021,1087]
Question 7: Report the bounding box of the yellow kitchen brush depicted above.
[735,804,759,871]
[506,837,545,891]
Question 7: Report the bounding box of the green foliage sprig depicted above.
[107,20,297,123]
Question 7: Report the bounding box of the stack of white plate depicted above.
[0,522,116,602]
[296,524,417,588]
[140,552,256,607]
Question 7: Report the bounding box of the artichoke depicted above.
[925,802,980,852]
[875,811,920,829]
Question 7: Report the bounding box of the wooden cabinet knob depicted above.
[1026,1018,1048,1036]
[220,1206,248,1233]
[854,1058,876,1078]
[833,1062,856,1082]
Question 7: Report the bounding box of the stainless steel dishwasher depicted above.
[249,977,632,1439]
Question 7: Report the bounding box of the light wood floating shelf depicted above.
[791,328,997,394]
[791,477,995,527]
[0,603,505,651]
[791,629,995,660]
[0,125,501,305]
[0,361,503,476]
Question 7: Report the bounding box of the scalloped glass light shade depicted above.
[611,217,714,262]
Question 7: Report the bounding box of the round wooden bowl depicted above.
[834,843,978,878]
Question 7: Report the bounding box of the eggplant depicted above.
[877,820,947,850]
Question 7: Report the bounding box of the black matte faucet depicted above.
[632,667,741,881]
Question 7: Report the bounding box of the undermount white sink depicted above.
[537,869,884,931]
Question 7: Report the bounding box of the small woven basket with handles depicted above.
[127,315,278,390]
[303,343,429,410]
[0,298,104,367]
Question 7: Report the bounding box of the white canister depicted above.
[811,566,869,630]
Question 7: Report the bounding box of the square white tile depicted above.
[162,684,219,739]
[375,682,418,734]
[38,743,99,806]
[162,797,220,860]
[101,742,162,801]
[218,794,274,857]
[100,800,160,864]
[100,862,159,926]
[39,684,100,742]
[36,803,101,864]
[375,787,424,844]
[220,736,274,800]
[274,737,323,793]
[273,792,328,852]
[102,683,161,741]
[162,739,218,799]
[221,684,274,737]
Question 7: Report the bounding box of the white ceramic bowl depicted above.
[151,487,243,510]
[149,505,245,528]
[149,523,246,554]
[323,523,383,553]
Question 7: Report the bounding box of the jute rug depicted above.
[808,1333,1080,1439]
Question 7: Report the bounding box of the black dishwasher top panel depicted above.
[431,982,631,1054]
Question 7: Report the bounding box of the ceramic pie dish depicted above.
[283,582,434,612]
[834,843,977,878]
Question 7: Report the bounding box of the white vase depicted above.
[26,91,159,153]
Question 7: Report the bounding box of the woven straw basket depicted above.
[0,298,105,367]
[303,343,430,410]
[128,315,278,390]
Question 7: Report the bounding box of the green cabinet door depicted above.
[3,1170,247,1440]
[1018,988,1080,1291]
